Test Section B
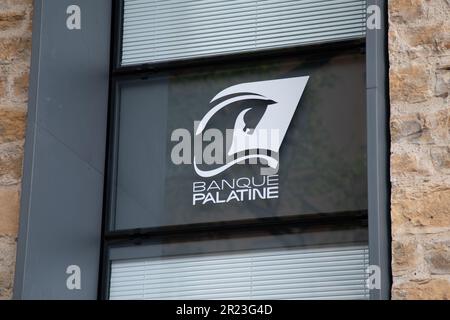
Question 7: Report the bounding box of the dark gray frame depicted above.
[13,0,112,299]
[366,0,391,300]
[14,0,390,300]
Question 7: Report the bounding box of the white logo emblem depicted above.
[194,76,309,177]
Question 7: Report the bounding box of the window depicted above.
[102,0,370,300]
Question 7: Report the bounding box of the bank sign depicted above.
[114,53,367,228]
[185,76,309,206]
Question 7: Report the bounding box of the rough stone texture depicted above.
[389,0,450,300]
[392,278,450,300]
[0,0,32,300]
[0,236,16,299]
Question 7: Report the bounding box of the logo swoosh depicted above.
[196,94,269,135]
[194,154,278,178]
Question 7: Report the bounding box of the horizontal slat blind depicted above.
[121,0,367,65]
[109,245,369,300]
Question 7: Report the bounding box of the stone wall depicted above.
[0,0,32,299]
[389,0,450,299]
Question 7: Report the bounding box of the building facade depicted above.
[0,0,449,300]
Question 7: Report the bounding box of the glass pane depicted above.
[112,51,367,230]
[108,226,369,299]
[121,0,366,65]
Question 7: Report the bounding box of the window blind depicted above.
[109,245,369,300]
[121,0,367,66]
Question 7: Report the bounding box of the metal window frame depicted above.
[99,0,390,300]
[99,37,371,299]
[366,0,390,300]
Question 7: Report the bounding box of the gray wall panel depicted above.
[21,126,105,299]
[14,0,111,299]
[37,0,111,172]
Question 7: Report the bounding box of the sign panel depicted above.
[113,52,367,230]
